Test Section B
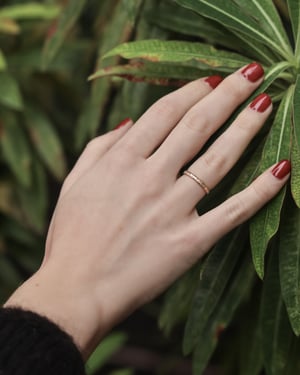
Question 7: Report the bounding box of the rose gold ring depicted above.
[183,170,210,195]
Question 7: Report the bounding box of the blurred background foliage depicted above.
[0,1,190,374]
[1,0,300,374]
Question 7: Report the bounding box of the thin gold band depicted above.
[183,170,210,195]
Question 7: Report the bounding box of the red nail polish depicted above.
[114,118,132,130]
[271,160,291,179]
[241,62,264,82]
[205,75,223,89]
[250,93,272,112]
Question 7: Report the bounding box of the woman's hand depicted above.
[4,63,291,358]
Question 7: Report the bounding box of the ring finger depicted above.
[172,92,272,211]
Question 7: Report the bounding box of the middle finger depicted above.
[150,62,264,175]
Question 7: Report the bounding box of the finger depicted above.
[60,118,133,196]
[190,160,291,253]
[152,62,265,174]
[115,76,223,158]
[173,93,272,210]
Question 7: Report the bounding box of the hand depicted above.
[4,63,291,359]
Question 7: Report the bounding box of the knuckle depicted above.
[235,110,262,133]
[251,182,272,203]
[225,195,248,226]
[85,136,103,152]
[181,110,210,135]
[140,165,162,198]
[224,77,245,102]
[202,148,226,171]
[151,96,179,119]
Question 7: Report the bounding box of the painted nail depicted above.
[205,75,223,89]
[250,93,272,112]
[241,62,264,82]
[271,159,291,179]
[114,118,132,130]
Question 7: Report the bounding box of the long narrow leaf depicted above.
[293,74,300,149]
[42,0,85,68]
[0,51,7,70]
[183,227,247,354]
[250,85,293,279]
[291,134,300,207]
[260,245,294,375]
[0,3,60,20]
[279,196,300,335]
[89,61,211,84]
[0,111,32,187]
[233,0,292,54]
[175,0,293,60]
[16,158,47,232]
[24,106,67,181]
[101,40,250,72]
[192,252,255,374]
[159,266,199,335]
[75,0,143,149]
[152,1,244,51]
[0,72,23,110]
[287,0,300,59]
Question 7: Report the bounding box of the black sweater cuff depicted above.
[0,307,86,375]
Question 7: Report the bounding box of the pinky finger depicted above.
[195,159,291,250]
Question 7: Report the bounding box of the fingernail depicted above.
[250,93,272,112]
[205,75,223,89]
[271,160,291,179]
[114,118,132,130]
[241,62,264,82]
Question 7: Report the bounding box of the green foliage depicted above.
[1,0,300,374]
[86,332,128,375]
[88,0,300,373]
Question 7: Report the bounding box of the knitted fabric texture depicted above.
[0,307,86,375]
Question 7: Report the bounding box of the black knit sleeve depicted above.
[0,307,86,375]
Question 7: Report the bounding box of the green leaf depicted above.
[0,255,22,288]
[293,75,300,150]
[89,61,211,84]
[192,251,255,375]
[287,0,300,59]
[260,245,294,375]
[0,72,23,110]
[109,370,133,375]
[279,196,300,335]
[0,50,6,70]
[152,1,244,51]
[0,18,20,35]
[24,106,67,181]
[239,317,263,375]
[233,0,292,54]
[291,134,300,207]
[0,180,22,221]
[42,0,85,68]
[86,332,127,375]
[183,227,247,355]
[250,85,293,279]
[75,0,143,148]
[0,3,60,20]
[102,40,250,72]
[16,158,47,233]
[159,265,199,335]
[0,112,32,187]
[174,0,293,61]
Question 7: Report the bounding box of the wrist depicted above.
[3,262,104,359]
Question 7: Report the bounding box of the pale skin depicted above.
[4,64,290,360]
